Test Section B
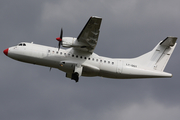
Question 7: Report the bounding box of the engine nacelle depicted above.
[62,37,74,47]
[62,37,84,48]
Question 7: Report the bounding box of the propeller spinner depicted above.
[56,28,63,50]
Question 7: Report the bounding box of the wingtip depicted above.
[91,16,102,19]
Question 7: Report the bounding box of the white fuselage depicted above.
[6,42,172,80]
[4,16,176,81]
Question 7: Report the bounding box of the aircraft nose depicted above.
[3,48,9,56]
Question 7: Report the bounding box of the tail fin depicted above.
[131,37,177,71]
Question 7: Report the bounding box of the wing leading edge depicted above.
[77,16,102,53]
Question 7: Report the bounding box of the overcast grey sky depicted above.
[1,0,180,120]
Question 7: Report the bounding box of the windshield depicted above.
[18,43,26,46]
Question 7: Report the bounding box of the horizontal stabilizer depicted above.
[160,37,177,47]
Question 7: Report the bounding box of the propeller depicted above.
[56,28,63,50]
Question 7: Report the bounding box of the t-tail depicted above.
[122,37,177,78]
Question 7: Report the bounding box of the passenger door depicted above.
[116,60,123,73]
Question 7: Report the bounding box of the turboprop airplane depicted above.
[3,16,177,82]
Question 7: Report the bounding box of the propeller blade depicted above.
[56,28,63,50]
[58,41,61,50]
[60,28,63,39]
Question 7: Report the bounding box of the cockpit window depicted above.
[18,43,26,46]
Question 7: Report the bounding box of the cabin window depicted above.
[96,59,98,62]
[84,57,87,59]
[60,52,62,54]
[100,60,102,62]
[72,54,74,57]
[92,58,94,61]
[48,50,50,53]
[104,60,106,63]
[112,62,114,65]
[108,61,110,64]
[80,56,83,59]
[88,58,90,60]
[76,55,78,58]
[64,53,66,55]
[56,51,58,54]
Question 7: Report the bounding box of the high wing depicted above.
[76,16,102,53]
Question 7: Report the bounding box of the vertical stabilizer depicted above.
[129,37,177,72]
[154,37,177,71]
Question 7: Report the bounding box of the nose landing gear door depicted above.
[116,60,123,73]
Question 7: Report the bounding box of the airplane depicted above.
[3,16,177,82]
